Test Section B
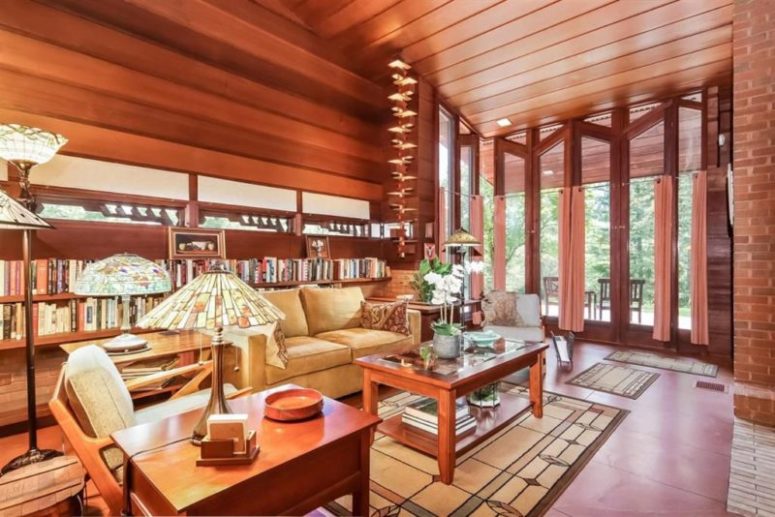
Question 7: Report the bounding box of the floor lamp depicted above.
[0,124,67,475]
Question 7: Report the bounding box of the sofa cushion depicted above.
[482,291,525,326]
[300,287,364,335]
[266,336,352,384]
[316,328,412,358]
[260,288,309,337]
[516,293,542,327]
[485,324,544,343]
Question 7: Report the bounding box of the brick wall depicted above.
[380,269,417,299]
[732,0,775,424]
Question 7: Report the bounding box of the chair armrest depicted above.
[407,309,422,346]
[124,361,211,392]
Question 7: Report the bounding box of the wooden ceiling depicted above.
[282,0,733,137]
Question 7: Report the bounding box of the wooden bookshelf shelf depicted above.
[252,276,390,289]
[0,327,159,351]
[0,293,80,304]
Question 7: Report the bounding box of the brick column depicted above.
[732,0,775,426]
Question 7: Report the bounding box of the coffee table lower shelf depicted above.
[377,390,533,456]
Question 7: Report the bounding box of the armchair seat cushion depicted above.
[266,336,351,384]
[485,324,544,343]
[316,327,413,358]
[134,384,238,425]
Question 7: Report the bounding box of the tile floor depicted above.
[0,341,737,516]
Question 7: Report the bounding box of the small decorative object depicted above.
[137,264,284,444]
[169,228,225,259]
[423,243,436,260]
[467,382,501,408]
[465,330,501,350]
[264,388,324,422]
[419,343,435,370]
[425,264,466,359]
[73,253,172,353]
[387,58,418,258]
[305,235,331,259]
[207,414,249,454]
[0,123,66,475]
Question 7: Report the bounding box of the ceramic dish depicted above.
[264,388,324,421]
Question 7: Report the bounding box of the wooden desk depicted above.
[357,341,547,485]
[111,385,381,516]
[60,330,209,364]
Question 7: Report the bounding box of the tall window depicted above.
[581,137,611,322]
[460,146,472,230]
[504,151,527,293]
[628,121,665,327]
[677,105,703,330]
[438,108,455,243]
[539,140,564,317]
[480,141,495,291]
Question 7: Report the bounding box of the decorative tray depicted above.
[264,388,323,421]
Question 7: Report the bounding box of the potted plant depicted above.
[410,258,452,303]
[424,264,465,359]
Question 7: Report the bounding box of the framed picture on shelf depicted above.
[306,236,331,259]
[424,243,436,260]
[168,228,226,259]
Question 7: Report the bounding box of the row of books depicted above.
[401,397,477,436]
[0,259,89,296]
[0,296,163,340]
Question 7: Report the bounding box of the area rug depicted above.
[567,362,659,399]
[605,350,718,377]
[324,385,627,517]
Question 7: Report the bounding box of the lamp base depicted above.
[1,448,63,476]
[102,332,149,354]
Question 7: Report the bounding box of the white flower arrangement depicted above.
[424,264,465,336]
[464,260,485,275]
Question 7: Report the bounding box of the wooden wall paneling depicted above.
[1,0,378,140]
[0,109,384,201]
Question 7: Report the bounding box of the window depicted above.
[201,213,292,232]
[538,141,564,317]
[38,200,181,226]
[303,219,368,237]
[503,151,527,293]
[480,140,495,291]
[581,137,611,322]
[460,145,472,230]
[438,107,455,243]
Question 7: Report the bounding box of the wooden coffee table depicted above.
[356,340,547,485]
[111,384,380,516]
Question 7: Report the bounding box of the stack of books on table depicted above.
[402,397,476,436]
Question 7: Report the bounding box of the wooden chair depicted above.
[630,279,645,323]
[49,346,250,515]
[542,276,560,315]
[597,278,611,321]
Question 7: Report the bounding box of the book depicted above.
[402,413,477,436]
[404,397,470,424]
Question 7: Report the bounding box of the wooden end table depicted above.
[111,385,381,516]
[356,341,547,485]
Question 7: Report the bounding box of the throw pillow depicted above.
[482,290,526,326]
[360,300,410,335]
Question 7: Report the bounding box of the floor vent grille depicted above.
[696,380,727,392]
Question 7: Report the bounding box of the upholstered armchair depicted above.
[481,291,546,343]
[49,345,249,515]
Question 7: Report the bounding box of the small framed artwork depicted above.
[423,243,437,260]
[169,228,226,259]
[306,236,331,259]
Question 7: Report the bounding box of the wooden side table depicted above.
[111,385,380,516]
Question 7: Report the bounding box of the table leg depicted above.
[353,429,371,517]
[529,351,544,418]
[362,370,379,444]
[437,389,457,485]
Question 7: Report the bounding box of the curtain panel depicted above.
[691,170,709,345]
[653,177,674,342]
[559,187,586,332]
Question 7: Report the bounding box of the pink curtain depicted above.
[470,194,484,300]
[691,171,709,345]
[493,195,506,290]
[653,177,674,342]
[559,187,585,332]
[437,186,447,258]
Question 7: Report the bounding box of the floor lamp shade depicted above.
[0,189,52,230]
[0,124,67,165]
[137,267,284,442]
[73,254,172,351]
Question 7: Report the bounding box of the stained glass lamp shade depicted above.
[0,188,52,230]
[137,267,284,443]
[444,228,481,248]
[73,254,172,352]
[0,124,68,166]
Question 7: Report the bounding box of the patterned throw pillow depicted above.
[482,290,526,327]
[360,301,410,335]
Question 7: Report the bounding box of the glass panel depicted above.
[630,121,665,178]
[38,202,178,225]
[539,124,563,141]
[581,137,611,322]
[439,108,455,242]
[460,146,472,230]
[480,172,495,292]
[682,91,703,103]
[505,131,527,144]
[629,101,661,122]
[539,141,564,317]
[677,106,701,330]
[504,152,526,293]
[584,112,612,127]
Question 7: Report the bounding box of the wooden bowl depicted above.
[264,388,324,421]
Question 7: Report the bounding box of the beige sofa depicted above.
[224,287,420,399]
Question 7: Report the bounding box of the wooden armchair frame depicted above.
[49,360,250,515]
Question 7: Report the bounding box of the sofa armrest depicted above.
[408,309,421,346]
[222,325,272,393]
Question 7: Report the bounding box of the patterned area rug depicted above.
[324,385,627,517]
[567,362,659,399]
[605,350,719,377]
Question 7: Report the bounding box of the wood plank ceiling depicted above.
[284,0,734,137]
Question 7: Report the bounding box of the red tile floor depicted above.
[0,342,736,516]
